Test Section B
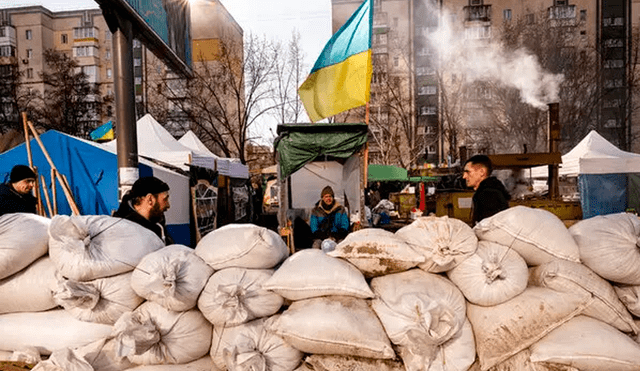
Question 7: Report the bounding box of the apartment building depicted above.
[331,0,638,164]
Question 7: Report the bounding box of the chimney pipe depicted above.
[547,103,560,200]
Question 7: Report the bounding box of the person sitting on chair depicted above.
[309,185,349,249]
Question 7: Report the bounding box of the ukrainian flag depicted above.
[90,120,114,141]
[298,0,373,123]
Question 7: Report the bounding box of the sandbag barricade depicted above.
[0,213,50,280]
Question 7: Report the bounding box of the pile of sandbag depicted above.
[3,209,640,371]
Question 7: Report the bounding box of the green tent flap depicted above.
[368,164,408,182]
[274,123,368,178]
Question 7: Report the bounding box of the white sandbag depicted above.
[529,259,638,334]
[195,223,289,270]
[305,354,405,371]
[210,317,303,371]
[49,215,165,281]
[370,269,466,365]
[530,315,640,371]
[32,347,94,371]
[0,309,112,356]
[614,285,640,317]
[0,213,50,280]
[395,215,478,273]
[467,349,581,371]
[0,255,58,314]
[0,347,41,364]
[198,267,283,327]
[33,337,135,371]
[267,296,395,359]
[473,206,580,265]
[124,357,211,370]
[569,212,640,285]
[328,229,425,278]
[131,244,213,311]
[262,249,373,300]
[447,240,528,306]
[467,286,592,371]
[399,319,475,371]
[54,272,144,325]
[112,301,212,365]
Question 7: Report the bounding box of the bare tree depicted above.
[150,35,280,164]
[271,31,306,125]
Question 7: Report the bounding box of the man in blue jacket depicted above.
[310,185,350,249]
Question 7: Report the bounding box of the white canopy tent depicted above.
[103,115,249,179]
[530,130,640,178]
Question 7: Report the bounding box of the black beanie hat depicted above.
[129,176,169,198]
[321,185,334,197]
[10,165,36,183]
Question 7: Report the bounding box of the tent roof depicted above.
[178,130,219,158]
[531,130,640,177]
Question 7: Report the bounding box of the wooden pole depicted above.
[40,174,53,218]
[51,168,58,216]
[21,113,33,169]
[26,120,81,215]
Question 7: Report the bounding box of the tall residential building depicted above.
[0,6,114,131]
[331,0,637,165]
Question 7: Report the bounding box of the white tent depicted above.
[530,130,640,177]
[178,130,249,179]
[103,115,249,179]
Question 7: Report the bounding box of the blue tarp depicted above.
[0,131,191,245]
[579,174,628,219]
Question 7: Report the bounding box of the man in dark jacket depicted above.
[0,165,37,217]
[463,154,511,225]
[113,176,174,245]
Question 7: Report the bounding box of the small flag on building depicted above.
[298,0,373,122]
[90,120,114,141]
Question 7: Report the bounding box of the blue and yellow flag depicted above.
[90,120,114,141]
[298,0,373,122]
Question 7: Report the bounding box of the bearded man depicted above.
[309,185,350,249]
[113,176,173,245]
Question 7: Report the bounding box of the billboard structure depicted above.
[96,0,192,77]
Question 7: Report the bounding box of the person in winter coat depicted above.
[113,176,174,245]
[0,165,37,217]
[463,154,511,225]
[309,185,350,249]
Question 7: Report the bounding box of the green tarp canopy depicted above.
[274,123,369,178]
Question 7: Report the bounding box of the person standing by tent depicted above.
[113,176,174,245]
[310,185,350,249]
[463,154,511,225]
[0,165,37,217]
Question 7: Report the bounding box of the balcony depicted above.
[464,5,491,23]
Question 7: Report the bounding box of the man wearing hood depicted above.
[463,154,511,225]
[309,185,350,249]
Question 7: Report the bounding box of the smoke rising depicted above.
[426,2,564,109]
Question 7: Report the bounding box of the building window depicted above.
[465,25,491,39]
[105,49,111,60]
[603,17,624,26]
[25,29,32,40]
[73,46,98,57]
[105,30,111,41]
[416,66,435,75]
[26,68,33,79]
[470,0,482,5]
[554,0,567,5]
[525,13,535,24]
[605,119,620,128]
[26,49,32,59]
[418,85,437,95]
[0,27,5,37]
[135,77,142,85]
[503,9,512,21]
[604,39,623,48]
[0,46,13,57]
[61,34,68,44]
[393,17,398,27]
[604,59,624,69]
[580,9,587,21]
[420,106,436,115]
[133,39,141,48]
[107,68,112,79]
[73,27,96,39]
[393,56,399,67]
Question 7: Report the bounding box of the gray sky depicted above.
[7,0,332,73]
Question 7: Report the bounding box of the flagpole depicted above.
[362,102,369,227]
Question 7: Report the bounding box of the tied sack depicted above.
[268,295,395,359]
[447,240,528,307]
[473,206,580,266]
[262,249,373,301]
[529,259,638,334]
[49,215,165,281]
[195,223,289,270]
[569,212,640,285]
[0,255,58,314]
[395,215,478,273]
[0,213,50,280]
[614,285,640,317]
[53,272,144,325]
[131,244,214,312]
[198,267,283,327]
[112,301,212,366]
[370,269,467,369]
[328,228,425,278]
[210,317,303,371]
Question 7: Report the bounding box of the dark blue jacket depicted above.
[0,183,37,217]
[310,200,350,241]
